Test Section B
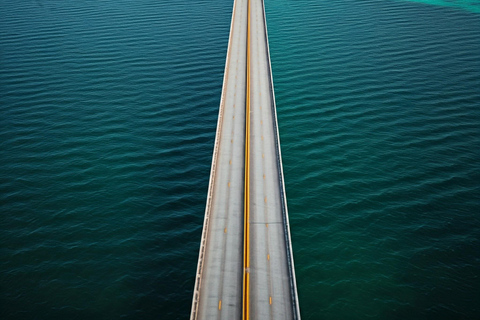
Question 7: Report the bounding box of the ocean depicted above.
[1,0,479,319]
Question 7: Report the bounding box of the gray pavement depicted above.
[190,0,300,319]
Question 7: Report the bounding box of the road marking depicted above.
[243,0,251,318]
[224,228,227,234]
[267,254,270,261]
[269,296,272,305]
[219,300,222,310]
[228,182,231,188]
[229,160,232,165]
[264,196,267,203]
[263,174,265,179]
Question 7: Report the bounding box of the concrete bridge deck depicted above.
[190,0,300,319]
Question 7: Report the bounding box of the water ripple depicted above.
[268,0,480,319]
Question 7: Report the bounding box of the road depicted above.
[190,0,300,319]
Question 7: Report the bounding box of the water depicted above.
[1,0,479,319]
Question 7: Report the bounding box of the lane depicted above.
[191,0,248,318]
[247,0,299,319]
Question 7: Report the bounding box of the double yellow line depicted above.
[243,0,251,318]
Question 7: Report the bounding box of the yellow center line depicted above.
[243,0,251,318]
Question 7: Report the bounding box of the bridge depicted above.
[190,0,300,319]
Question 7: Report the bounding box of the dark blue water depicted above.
[1,0,479,319]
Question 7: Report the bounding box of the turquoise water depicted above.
[401,0,480,13]
[1,0,479,319]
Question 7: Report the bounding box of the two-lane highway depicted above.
[190,0,300,319]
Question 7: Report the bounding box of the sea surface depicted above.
[1,0,479,319]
